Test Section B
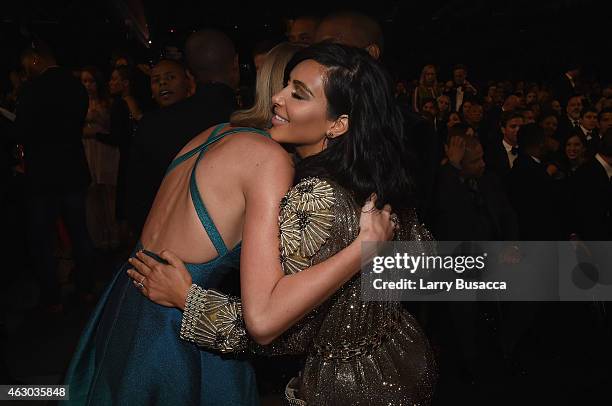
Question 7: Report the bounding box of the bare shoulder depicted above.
[174,123,231,157]
[224,131,293,168]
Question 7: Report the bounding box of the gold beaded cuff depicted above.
[180,284,248,353]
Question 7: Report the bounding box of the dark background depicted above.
[1,0,611,91]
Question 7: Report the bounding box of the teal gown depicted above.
[64,124,270,405]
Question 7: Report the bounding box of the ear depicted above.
[327,114,349,138]
[365,44,381,60]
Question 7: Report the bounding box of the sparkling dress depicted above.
[182,177,438,405]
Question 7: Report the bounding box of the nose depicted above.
[272,91,284,107]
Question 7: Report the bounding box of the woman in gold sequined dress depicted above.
[130,43,436,405]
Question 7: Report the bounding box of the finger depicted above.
[159,250,183,268]
[382,204,392,214]
[362,194,377,212]
[126,268,143,281]
[134,251,160,274]
[132,279,148,295]
[128,257,151,277]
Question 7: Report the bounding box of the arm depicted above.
[239,157,392,344]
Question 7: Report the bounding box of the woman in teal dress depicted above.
[64,42,395,405]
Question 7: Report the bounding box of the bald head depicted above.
[314,11,383,59]
[185,29,238,88]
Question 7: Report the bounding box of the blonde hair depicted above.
[231,42,305,128]
[419,64,438,87]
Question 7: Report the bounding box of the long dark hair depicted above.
[286,43,416,210]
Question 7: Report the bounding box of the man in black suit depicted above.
[506,124,561,240]
[576,106,602,158]
[571,130,612,240]
[434,129,518,241]
[126,29,239,236]
[448,64,478,113]
[484,111,524,180]
[556,94,583,140]
[15,42,95,311]
[551,66,580,108]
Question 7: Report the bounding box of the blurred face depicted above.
[522,110,536,124]
[461,101,473,117]
[466,105,483,125]
[314,18,356,47]
[502,117,523,145]
[150,60,190,108]
[453,68,466,85]
[504,95,520,111]
[422,101,437,117]
[540,115,558,138]
[487,86,497,98]
[81,71,98,97]
[565,135,585,161]
[437,95,450,112]
[447,112,462,128]
[270,60,337,158]
[462,144,485,178]
[109,70,126,96]
[288,18,318,45]
[526,91,537,105]
[603,87,612,98]
[423,67,436,85]
[581,111,598,131]
[566,96,583,120]
[599,112,612,133]
[551,100,562,113]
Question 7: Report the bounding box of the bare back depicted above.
[140,124,293,264]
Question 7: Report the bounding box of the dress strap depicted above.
[188,126,270,257]
[165,123,227,175]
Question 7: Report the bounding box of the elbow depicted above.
[244,315,279,346]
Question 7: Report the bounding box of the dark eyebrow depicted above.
[292,79,314,97]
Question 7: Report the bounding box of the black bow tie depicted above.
[510,146,518,156]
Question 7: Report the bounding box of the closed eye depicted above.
[291,91,305,100]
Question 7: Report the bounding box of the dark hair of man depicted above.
[597,107,612,122]
[580,106,597,118]
[322,11,384,52]
[287,43,414,210]
[517,123,544,150]
[185,29,235,84]
[500,111,524,128]
[452,64,467,72]
[153,58,187,72]
[567,94,583,104]
[20,40,55,63]
[599,129,612,157]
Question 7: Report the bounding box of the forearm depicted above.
[180,284,313,355]
[243,235,364,345]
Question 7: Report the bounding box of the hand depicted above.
[127,250,193,310]
[446,135,465,168]
[546,164,559,177]
[357,194,395,242]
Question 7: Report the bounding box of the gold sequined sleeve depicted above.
[179,178,338,355]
